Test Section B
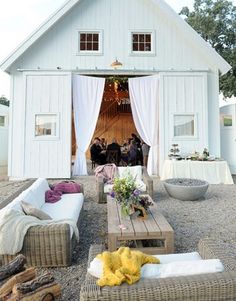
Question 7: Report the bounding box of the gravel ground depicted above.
[0,175,236,300]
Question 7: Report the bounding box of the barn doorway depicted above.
[72,75,138,171]
[72,74,159,176]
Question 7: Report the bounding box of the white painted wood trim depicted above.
[8,76,14,177]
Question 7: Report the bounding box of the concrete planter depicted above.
[163,178,209,201]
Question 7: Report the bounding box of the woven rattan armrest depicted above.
[142,167,153,198]
[1,223,72,267]
[198,238,236,271]
[96,177,106,204]
[80,244,236,301]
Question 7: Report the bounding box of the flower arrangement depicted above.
[110,173,153,217]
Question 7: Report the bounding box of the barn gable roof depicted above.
[0,0,231,74]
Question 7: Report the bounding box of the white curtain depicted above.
[73,75,105,176]
[128,75,159,175]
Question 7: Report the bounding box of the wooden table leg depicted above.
[108,235,118,252]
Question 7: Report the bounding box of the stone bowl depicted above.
[163,178,209,201]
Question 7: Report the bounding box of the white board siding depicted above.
[11,0,215,73]
[159,72,208,173]
[8,72,25,178]
[23,72,72,178]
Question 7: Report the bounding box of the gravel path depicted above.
[0,176,236,300]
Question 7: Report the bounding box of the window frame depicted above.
[0,115,6,128]
[77,30,103,55]
[34,113,60,141]
[172,113,198,141]
[129,30,156,56]
[221,114,233,129]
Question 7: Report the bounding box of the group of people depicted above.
[90,133,150,167]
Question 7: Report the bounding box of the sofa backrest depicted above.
[118,166,142,181]
[4,178,49,213]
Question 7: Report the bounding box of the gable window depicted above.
[130,31,155,55]
[78,31,102,54]
[133,33,151,51]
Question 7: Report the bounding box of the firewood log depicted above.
[8,283,61,301]
[0,255,26,281]
[0,268,36,299]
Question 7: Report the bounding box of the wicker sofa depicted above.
[96,166,153,203]
[0,178,84,267]
[80,239,236,301]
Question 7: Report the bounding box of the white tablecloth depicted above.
[161,160,234,184]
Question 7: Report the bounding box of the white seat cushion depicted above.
[41,193,84,239]
[41,193,84,222]
[118,166,142,181]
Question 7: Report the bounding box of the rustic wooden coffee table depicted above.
[107,195,174,254]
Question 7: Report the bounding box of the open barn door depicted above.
[24,72,72,178]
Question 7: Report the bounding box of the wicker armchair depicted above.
[80,239,236,301]
[96,166,153,203]
[0,185,84,268]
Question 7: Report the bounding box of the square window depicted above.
[79,31,101,52]
[0,116,5,127]
[223,115,233,127]
[132,33,152,52]
[174,115,195,137]
[35,114,58,137]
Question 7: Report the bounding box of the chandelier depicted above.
[103,77,129,105]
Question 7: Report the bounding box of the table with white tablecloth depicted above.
[161,160,234,184]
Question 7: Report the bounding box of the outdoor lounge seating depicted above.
[96,166,153,203]
[0,178,84,267]
[80,238,236,301]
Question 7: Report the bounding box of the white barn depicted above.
[0,0,231,179]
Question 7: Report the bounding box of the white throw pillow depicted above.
[158,259,224,278]
[21,201,52,220]
[118,166,143,181]
[88,257,103,279]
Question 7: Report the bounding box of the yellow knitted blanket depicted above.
[96,247,160,286]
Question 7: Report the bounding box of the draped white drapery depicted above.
[128,75,159,175]
[73,75,105,176]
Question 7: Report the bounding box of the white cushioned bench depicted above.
[0,178,84,267]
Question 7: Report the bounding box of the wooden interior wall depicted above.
[102,113,137,145]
